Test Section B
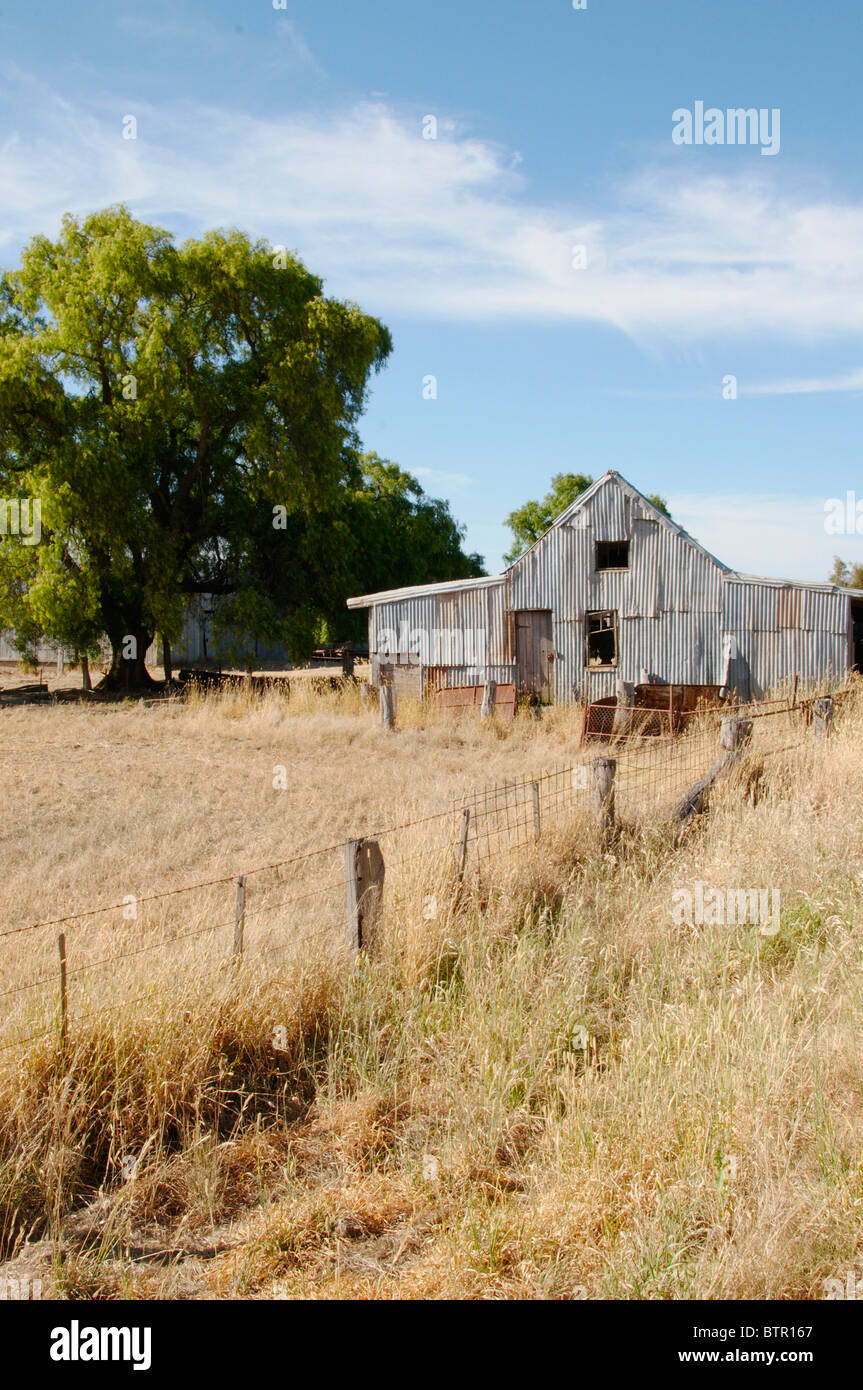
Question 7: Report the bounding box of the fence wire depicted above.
[0,688,848,1055]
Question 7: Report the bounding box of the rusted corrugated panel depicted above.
[723,579,776,632]
[444,664,517,688]
[777,586,802,629]
[800,586,847,634]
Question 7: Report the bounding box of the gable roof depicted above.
[346,468,862,608]
[541,470,731,575]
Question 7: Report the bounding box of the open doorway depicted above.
[851,599,863,672]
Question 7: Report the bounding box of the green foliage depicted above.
[829,556,863,589]
[503,473,671,564]
[0,206,392,683]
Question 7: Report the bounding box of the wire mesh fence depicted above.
[0,687,848,1056]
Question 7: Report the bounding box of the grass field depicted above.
[1,674,861,1300]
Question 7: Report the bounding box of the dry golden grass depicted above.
[0,673,861,1300]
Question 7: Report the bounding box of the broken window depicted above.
[586,610,618,668]
[595,540,629,571]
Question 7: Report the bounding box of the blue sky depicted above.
[2,0,863,578]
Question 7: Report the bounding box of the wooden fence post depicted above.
[812,696,833,741]
[345,838,385,955]
[673,715,754,823]
[591,757,616,842]
[380,682,396,731]
[531,781,541,841]
[58,932,67,1050]
[720,716,753,753]
[612,680,634,737]
[480,680,497,719]
[233,875,246,960]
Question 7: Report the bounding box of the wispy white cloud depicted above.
[271,19,326,76]
[3,78,863,345]
[668,491,863,582]
[413,467,474,489]
[744,367,863,396]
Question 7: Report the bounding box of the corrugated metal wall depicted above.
[355,473,856,702]
[1,595,291,670]
[721,578,850,698]
[370,581,509,673]
[508,478,724,699]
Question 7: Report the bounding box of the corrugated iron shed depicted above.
[348,470,863,702]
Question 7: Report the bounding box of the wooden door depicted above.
[514,610,554,702]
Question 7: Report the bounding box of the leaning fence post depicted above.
[812,696,833,742]
[531,781,541,841]
[233,875,246,960]
[58,932,67,1050]
[591,757,616,842]
[345,837,385,955]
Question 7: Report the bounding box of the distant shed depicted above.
[347,470,863,704]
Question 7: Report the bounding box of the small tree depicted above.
[504,472,671,563]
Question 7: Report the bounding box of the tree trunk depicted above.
[99,629,159,692]
[81,655,92,692]
[161,635,173,685]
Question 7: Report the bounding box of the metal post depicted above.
[456,808,470,888]
[58,933,67,1050]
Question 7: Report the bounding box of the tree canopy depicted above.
[0,206,399,685]
[503,472,671,564]
[829,556,863,589]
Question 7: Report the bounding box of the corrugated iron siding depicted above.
[358,475,856,701]
[508,478,724,698]
[0,632,64,662]
[369,581,508,667]
[721,578,849,698]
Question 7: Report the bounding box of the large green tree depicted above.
[504,472,671,563]
[223,452,485,656]
[0,206,392,687]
